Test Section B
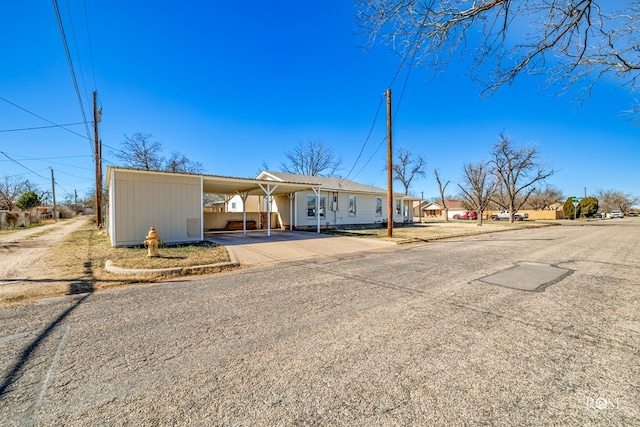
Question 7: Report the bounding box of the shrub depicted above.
[16,190,41,210]
[579,197,599,217]
[563,197,579,220]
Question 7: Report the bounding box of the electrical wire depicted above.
[0,96,90,140]
[344,26,423,183]
[0,122,85,133]
[52,0,93,153]
[340,94,385,183]
[65,0,92,112]
[1,151,50,181]
[0,153,90,160]
[82,0,98,90]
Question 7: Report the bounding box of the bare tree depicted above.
[0,175,29,211]
[490,133,555,222]
[357,1,640,111]
[433,168,450,222]
[115,133,203,174]
[280,140,343,177]
[165,151,203,173]
[596,189,639,212]
[203,194,225,208]
[391,146,426,195]
[526,185,564,210]
[458,162,498,226]
[115,133,164,170]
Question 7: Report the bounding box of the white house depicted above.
[106,166,420,246]
[253,171,419,229]
[418,200,469,219]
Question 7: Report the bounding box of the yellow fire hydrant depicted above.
[143,226,162,257]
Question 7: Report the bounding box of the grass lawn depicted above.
[323,220,552,243]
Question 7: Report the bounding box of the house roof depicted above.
[107,166,319,196]
[106,166,421,200]
[259,171,421,199]
[421,199,465,210]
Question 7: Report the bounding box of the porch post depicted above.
[312,186,321,234]
[239,191,249,235]
[288,193,294,231]
[258,183,278,237]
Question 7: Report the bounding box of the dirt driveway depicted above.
[0,217,91,302]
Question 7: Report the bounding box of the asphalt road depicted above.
[1,219,638,426]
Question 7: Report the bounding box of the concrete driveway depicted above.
[205,230,396,266]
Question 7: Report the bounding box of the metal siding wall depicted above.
[112,170,201,246]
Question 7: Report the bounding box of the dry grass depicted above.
[59,224,232,280]
[324,220,553,243]
[0,221,234,307]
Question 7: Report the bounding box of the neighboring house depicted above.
[106,166,420,247]
[419,200,468,219]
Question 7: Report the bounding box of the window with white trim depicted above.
[348,195,357,216]
[375,197,382,216]
[395,199,402,215]
[307,195,326,218]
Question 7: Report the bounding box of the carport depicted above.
[107,167,324,247]
[201,175,323,236]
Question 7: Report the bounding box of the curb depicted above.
[105,247,240,276]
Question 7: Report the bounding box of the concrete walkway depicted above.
[205,230,396,266]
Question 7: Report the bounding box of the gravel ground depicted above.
[0,217,89,296]
[0,219,638,425]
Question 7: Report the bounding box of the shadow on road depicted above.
[0,264,95,399]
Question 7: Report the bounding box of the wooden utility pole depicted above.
[386,88,393,238]
[93,90,102,228]
[50,168,57,221]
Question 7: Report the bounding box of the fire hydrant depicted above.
[143,226,162,257]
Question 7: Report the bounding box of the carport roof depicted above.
[107,166,320,196]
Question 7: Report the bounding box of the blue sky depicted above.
[1,1,638,204]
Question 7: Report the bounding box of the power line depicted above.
[0,96,90,140]
[0,151,49,181]
[0,122,85,133]
[343,27,423,183]
[0,153,90,161]
[82,0,98,90]
[340,94,385,182]
[52,0,93,153]
[64,0,92,115]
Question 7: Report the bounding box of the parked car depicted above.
[628,212,638,217]
[591,212,603,218]
[610,210,624,218]
[452,211,477,220]
[490,210,528,221]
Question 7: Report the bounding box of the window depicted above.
[307,195,326,218]
[231,201,237,210]
[348,195,357,216]
[375,197,382,216]
[395,199,402,215]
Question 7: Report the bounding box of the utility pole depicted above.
[386,88,393,238]
[93,91,102,228]
[50,168,57,221]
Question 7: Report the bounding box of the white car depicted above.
[610,210,624,218]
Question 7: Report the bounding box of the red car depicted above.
[453,211,478,220]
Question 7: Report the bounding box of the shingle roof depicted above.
[261,171,388,194]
